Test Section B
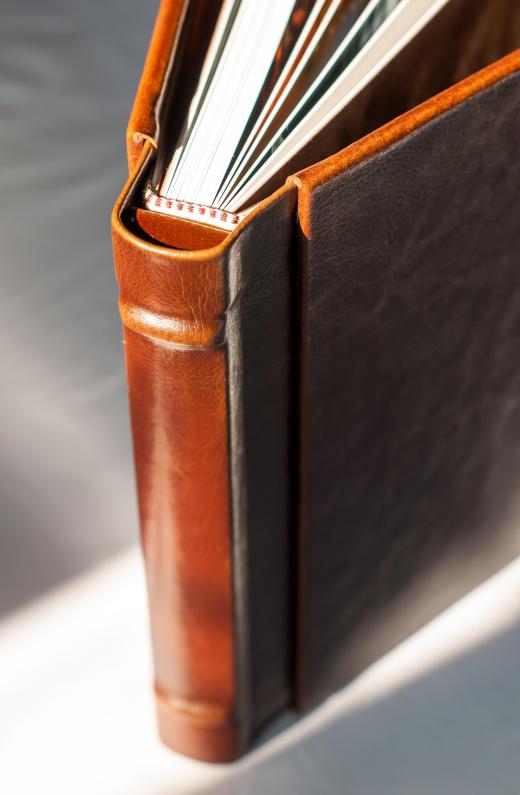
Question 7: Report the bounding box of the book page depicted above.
[151,0,453,220]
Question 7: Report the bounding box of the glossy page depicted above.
[152,0,453,212]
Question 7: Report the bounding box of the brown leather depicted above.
[135,207,228,249]
[126,0,185,171]
[112,143,296,761]
[293,49,520,218]
[292,50,520,706]
[113,0,520,764]
[113,150,236,762]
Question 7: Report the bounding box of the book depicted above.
[148,0,452,215]
[112,0,520,762]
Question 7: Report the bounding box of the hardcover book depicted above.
[112,0,520,762]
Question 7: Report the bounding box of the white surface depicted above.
[0,0,159,617]
[1,549,520,795]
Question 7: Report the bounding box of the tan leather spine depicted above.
[112,146,239,763]
[114,0,298,760]
[291,49,520,238]
[112,140,296,761]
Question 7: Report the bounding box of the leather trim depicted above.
[118,300,223,349]
[127,0,186,170]
[155,686,240,764]
[291,48,520,238]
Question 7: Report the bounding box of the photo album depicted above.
[112,0,520,763]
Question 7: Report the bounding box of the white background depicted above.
[1,550,520,795]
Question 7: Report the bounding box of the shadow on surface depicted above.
[0,0,159,617]
[177,620,520,795]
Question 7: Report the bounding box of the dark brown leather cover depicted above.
[292,51,520,706]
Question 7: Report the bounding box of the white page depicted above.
[164,0,296,206]
[226,0,451,211]
[162,0,240,187]
[156,0,453,216]
[213,0,334,207]
[216,0,379,208]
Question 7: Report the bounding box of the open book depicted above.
[114,0,520,764]
[145,0,451,228]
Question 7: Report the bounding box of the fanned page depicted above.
[146,0,452,229]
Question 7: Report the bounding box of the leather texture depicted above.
[126,0,184,170]
[114,0,520,764]
[113,151,237,762]
[224,189,297,730]
[292,51,520,706]
[112,145,296,761]
[136,207,228,249]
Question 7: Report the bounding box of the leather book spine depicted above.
[113,0,297,762]
[112,156,240,763]
[112,147,297,761]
